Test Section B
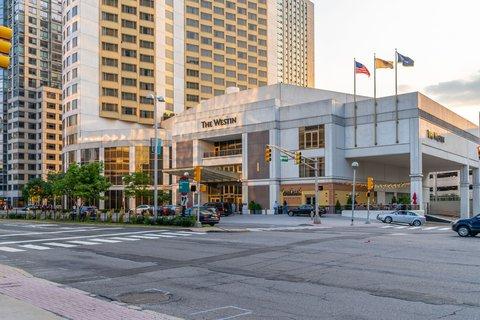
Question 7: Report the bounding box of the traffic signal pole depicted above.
[266,144,321,224]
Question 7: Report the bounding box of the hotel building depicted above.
[169,84,480,218]
[61,0,314,209]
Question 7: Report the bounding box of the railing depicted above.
[203,149,242,158]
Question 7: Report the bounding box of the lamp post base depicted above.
[194,221,202,228]
[313,215,321,224]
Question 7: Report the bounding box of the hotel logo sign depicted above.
[426,130,445,143]
[201,117,237,129]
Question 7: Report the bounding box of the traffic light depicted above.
[264,146,272,162]
[294,151,302,165]
[367,177,374,191]
[0,26,12,69]
[194,166,202,182]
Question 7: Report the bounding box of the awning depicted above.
[162,166,241,183]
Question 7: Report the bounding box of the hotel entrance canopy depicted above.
[163,166,241,183]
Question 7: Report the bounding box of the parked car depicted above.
[21,205,42,212]
[203,202,232,216]
[288,204,325,217]
[376,210,425,226]
[135,205,153,215]
[157,205,182,216]
[451,214,480,237]
[184,206,221,226]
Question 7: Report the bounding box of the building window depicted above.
[299,158,324,178]
[299,125,325,149]
[80,148,99,164]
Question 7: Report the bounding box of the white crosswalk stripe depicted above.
[409,227,422,230]
[161,232,191,237]
[394,226,408,229]
[143,234,176,238]
[43,242,78,248]
[68,240,101,246]
[129,235,163,239]
[89,238,122,243]
[381,226,394,229]
[0,246,25,252]
[20,244,51,250]
[439,227,451,231]
[423,227,439,231]
[108,237,140,241]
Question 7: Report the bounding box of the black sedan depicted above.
[288,204,325,217]
[184,206,221,226]
[452,214,480,237]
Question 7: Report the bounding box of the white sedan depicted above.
[135,205,152,215]
[377,210,426,226]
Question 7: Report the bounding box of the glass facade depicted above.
[135,145,162,185]
[104,147,129,185]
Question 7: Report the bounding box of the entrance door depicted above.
[209,196,221,203]
[305,195,316,206]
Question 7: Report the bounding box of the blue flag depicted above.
[397,52,414,67]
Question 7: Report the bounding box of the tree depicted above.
[22,178,48,204]
[73,162,112,206]
[123,172,151,200]
[46,172,65,208]
[158,190,172,205]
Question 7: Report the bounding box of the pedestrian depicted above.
[273,200,279,215]
[283,200,288,215]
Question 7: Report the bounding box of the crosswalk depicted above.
[246,226,332,232]
[0,230,207,254]
[379,225,451,232]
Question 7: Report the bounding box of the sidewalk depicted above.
[0,264,182,320]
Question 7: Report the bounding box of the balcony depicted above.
[203,149,242,159]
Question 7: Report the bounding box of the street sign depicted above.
[179,179,190,194]
[180,196,188,206]
[150,138,163,155]
[280,155,289,162]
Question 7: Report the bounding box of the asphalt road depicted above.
[0,220,478,320]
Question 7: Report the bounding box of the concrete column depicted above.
[377,191,386,205]
[241,133,249,212]
[460,165,470,218]
[99,147,105,210]
[423,176,430,213]
[472,168,480,216]
[268,129,280,214]
[409,118,423,208]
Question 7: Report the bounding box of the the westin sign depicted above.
[201,117,237,128]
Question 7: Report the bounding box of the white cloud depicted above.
[425,71,480,107]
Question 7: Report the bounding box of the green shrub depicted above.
[335,200,341,212]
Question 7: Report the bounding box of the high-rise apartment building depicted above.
[0,0,63,206]
[62,0,314,210]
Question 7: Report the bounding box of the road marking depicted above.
[391,233,408,236]
[108,237,140,241]
[20,244,51,250]
[161,232,191,236]
[0,227,124,238]
[381,226,394,229]
[129,235,162,239]
[43,242,78,248]
[0,230,181,246]
[145,234,177,238]
[67,240,101,246]
[89,238,122,243]
[423,227,439,231]
[190,306,253,320]
[394,226,408,229]
[439,227,451,231]
[175,231,207,235]
[409,227,422,230]
[0,246,25,252]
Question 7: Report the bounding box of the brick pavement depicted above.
[0,264,182,320]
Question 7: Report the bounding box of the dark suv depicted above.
[452,214,480,237]
[203,202,232,216]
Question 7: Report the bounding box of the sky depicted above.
[313,0,480,124]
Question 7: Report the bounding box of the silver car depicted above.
[376,210,426,226]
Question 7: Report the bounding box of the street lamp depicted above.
[147,93,165,220]
[351,161,359,226]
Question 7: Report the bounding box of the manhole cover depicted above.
[117,290,171,304]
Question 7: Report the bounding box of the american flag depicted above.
[355,61,371,77]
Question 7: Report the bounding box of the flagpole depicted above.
[373,53,377,145]
[354,58,357,147]
[395,49,399,144]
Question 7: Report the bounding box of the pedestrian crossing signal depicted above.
[294,151,302,165]
[264,146,272,162]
